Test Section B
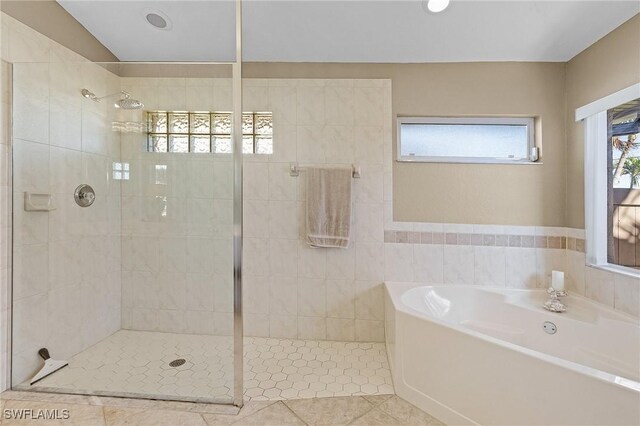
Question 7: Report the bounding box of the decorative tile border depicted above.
[384,230,586,252]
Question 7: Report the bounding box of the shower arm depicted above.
[82,89,130,103]
[97,91,131,102]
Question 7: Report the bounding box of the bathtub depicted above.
[384,283,640,426]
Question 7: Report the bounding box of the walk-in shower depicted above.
[9,59,243,405]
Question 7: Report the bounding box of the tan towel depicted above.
[305,167,352,248]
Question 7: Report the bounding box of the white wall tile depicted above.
[326,279,355,319]
[614,273,640,317]
[355,242,384,282]
[355,319,384,342]
[325,247,356,280]
[474,246,506,287]
[270,276,298,316]
[297,241,326,279]
[296,86,325,126]
[536,248,566,288]
[355,281,384,321]
[585,267,615,307]
[444,245,474,285]
[505,248,537,288]
[413,244,444,284]
[298,278,326,317]
[326,318,355,341]
[384,243,414,282]
[298,316,326,340]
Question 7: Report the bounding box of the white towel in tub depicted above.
[305,167,352,248]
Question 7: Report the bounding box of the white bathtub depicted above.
[385,283,640,426]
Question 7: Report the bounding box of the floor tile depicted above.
[377,396,445,425]
[21,331,393,402]
[201,401,277,426]
[284,396,373,425]
[229,402,305,426]
[349,408,402,425]
[361,394,393,406]
[103,406,206,426]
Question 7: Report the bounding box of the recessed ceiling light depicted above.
[426,0,450,13]
[143,9,172,30]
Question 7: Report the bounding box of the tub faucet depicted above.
[544,287,567,313]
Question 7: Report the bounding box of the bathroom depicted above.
[0,0,638,425]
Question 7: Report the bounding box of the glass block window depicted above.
[147,112,273,154]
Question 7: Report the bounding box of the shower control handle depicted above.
[74,184,95,207]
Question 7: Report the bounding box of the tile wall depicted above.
[1,13,123,386]
[118,77,393,343]
[118,76,236,336]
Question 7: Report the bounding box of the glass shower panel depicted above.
[10,61,237,404]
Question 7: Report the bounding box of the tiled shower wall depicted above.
[1,13,123,386]
[118,77,393,342]
[118,76,236,336]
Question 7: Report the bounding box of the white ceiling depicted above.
[57,0,640,63]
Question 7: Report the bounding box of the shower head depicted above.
[115,93,144,110]
[82,89,144,110]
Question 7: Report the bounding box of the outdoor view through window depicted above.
[608,98,640,269]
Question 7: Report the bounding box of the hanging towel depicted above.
[305,167,353,248]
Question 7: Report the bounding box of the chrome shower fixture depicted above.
[81,89,144,110]
[81,88,99,102]
[115,93,145,110]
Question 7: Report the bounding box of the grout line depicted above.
[342,396,375,425]
[281,400,311,425]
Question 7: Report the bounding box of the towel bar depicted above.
[289,163,361,178]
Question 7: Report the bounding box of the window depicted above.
[579,83,640,277]
[146,111,273,154]
[608,99,639,269]
[397,117,536,164]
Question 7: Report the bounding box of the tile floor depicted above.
[20,330,393,403]
[0,391,446,425]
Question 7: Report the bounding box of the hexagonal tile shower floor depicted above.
[19,330,393,403]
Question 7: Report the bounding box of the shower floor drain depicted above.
[169,359,186,367]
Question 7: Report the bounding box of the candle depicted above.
[551,271,565,291]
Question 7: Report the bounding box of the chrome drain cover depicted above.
[169,358,186,367]
[543,321,557,335]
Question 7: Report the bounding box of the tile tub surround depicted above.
[0,391,445,425]
[384,224,638,318]
[22,330,393,403]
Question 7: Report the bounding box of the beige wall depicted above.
[245,62,567,226]
[565,14,640,229]
[0,0,118,62]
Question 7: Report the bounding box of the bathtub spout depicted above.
[544,287,567,313]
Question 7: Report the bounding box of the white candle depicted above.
[551,271,565,291]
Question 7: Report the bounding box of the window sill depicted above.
[396,158,544,165]
[587,263,640,279]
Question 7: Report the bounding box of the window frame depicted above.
[396,116,537,164]
[580,83,640,279]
